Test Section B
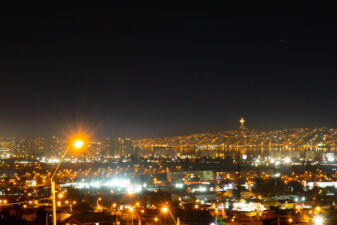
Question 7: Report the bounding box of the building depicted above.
[61,213,121,225]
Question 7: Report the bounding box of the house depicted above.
[61,212,121,225]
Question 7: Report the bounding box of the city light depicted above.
[284,157,291,164]
[2,5,337,225]
[313,216,324,225]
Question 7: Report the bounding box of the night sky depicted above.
[1,3,337,137]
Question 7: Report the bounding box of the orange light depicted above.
[154,217,159,222]
[73,140,84,149]
[194,204,199,209]
[161,207,168,213]
[129,207,134,212]
[136,202,140,206]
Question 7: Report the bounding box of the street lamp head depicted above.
[161,207,168,213]
[73,140,84,149]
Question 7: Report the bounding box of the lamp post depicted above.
[161,207,180,225]
[129,207,134,225]
[129,206,142,225]
[112,203,117,215]
[51,140,84,225]
[97,197,102,212]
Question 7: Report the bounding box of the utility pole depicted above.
[51,181,57,225]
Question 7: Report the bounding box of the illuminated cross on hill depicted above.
[240,117,246,129]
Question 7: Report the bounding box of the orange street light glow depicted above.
[161,207,168,213]
[73,140,84,149]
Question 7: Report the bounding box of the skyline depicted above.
[0,123,335,140]
[1,3,337,137]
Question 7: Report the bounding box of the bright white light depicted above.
[127,187,134,194]
[90,181,100,188]
[242,154,247,160]
[313,216,323,225]
[48,158,60,164]
[104,179,130,188]
[284,158,291,164]
[328,157,335,162]
[75,178,131,189]
[232,202,266,212]
[135,185,142,193]
[175,183,184,189]
[200,187,207,192]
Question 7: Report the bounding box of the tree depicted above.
[287,181,304,194]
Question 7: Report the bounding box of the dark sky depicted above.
[0,3,337,137]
